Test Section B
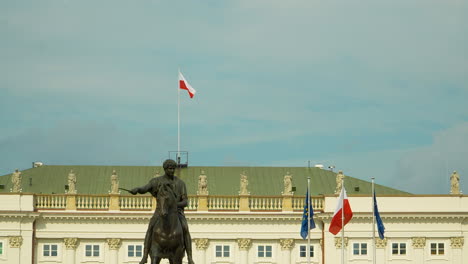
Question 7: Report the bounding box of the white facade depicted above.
[0,193,466,264]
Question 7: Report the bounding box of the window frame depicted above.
[127,244,143,258]
[257,244,273,258]
[42,244,59,257]
[84,244,101,258]
[214,244,231,258]
[299,245,314,258]
[352,242,368,256]
[391,242,407,256]
[430,242,445,256]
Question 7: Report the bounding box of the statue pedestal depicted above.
[282,194,293,212]
[66,195,77,210]
[109,194,120,210]
[197,195,208,211]
[239,195,250,212]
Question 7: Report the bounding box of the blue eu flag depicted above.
[300,189,316,239]
[374,191,385,239]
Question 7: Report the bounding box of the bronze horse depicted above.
[149,183,185,264]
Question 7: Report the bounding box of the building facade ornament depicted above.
[450,171,460,194]
[11,169,22,193]
[335,171,344,194]
[239,171,250,195]
[279,239,295,250]
[237,238,252,250]
[282,172,293,195]
[64,238,79,250]
[67,170,77,194]
[194,238,209,250]
[450,237,464,249]
[375,238,387,248]
[9,236,23,248]
[411,237,426,249]
[106,238,121,250]
[197,170,208,195]
[110,170,119,194]
[334,237,348,248]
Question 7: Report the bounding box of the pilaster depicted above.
[280,239,294,264]
[237,238,252,264]
[194,238,209,264]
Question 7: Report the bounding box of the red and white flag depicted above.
[178,71,196,98]
[329,186,353,235]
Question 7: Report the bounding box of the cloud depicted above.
[394,122,468,194]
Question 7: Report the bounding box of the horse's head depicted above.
[158,183,177,217]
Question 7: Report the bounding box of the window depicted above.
[43,244,58,257]
[0,241,3,256]
[392,243,406,255]
[430,243,444,255]
[258,245,272,258]
[85,245,100,257]
[128,245,143,258]
[299,245,314,258]
[353,243,367,255]
[215,245,230,258]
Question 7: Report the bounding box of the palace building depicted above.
[0,164,466,264]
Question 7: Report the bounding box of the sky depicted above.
[1,0,467,194]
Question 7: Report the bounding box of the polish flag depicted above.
[178,71,196,98]
[329,186,353,235]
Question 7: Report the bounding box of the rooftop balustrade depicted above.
[31,193,324,212]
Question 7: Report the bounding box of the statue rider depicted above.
[129,159,195,264]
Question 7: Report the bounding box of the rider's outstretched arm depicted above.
[130,181,153,195]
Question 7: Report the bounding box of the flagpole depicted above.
[372,178,376,264]
[307,176,311,264]
[341,177,345,264]
[177,68,181,163]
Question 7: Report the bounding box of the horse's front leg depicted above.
[152,256,162,264]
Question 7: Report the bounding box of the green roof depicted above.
[0,165,409,195]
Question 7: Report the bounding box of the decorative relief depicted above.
[334,237,348,248]
[106,238,121,250]
[237,238,252,250]
[450,237,464,249]
[64,238,79,250]
[411,237,426,249]
[375,238,387,248]
[279,239,294,250]
[9,236,23,248]
[194,238,209,250]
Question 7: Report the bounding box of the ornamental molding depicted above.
[334,237,348,248]
[9,236,23,248]
[237,238,252,250]
[194,238,209,250]
[106,238,121,250]
[412,237,426,249]
[279,239,294,250]
[375,238,387,248]
[318,214,467,224]
[450,237,464,249]
[64,238,79,249]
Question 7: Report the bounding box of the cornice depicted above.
[319,213,467,222]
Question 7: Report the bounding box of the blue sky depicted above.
[1,0,467,194]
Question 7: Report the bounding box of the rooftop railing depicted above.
[32,193,324,212]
